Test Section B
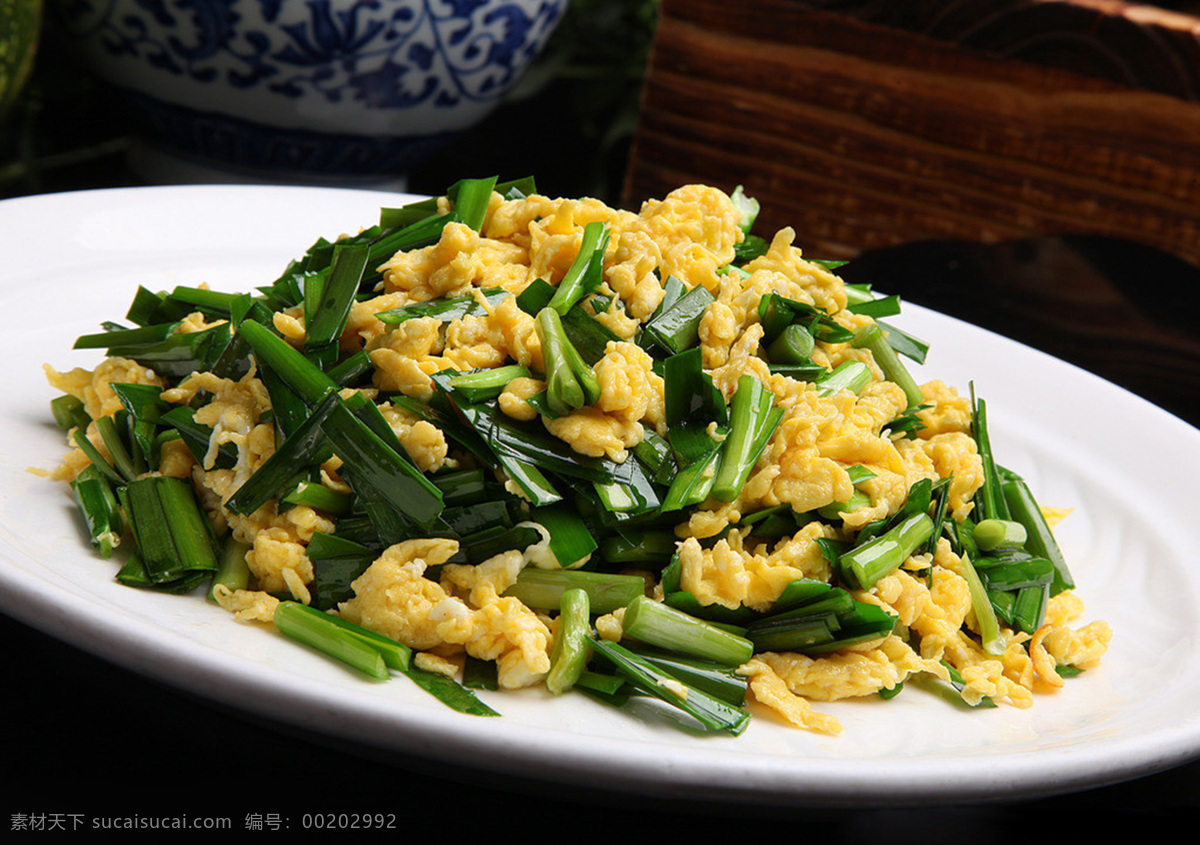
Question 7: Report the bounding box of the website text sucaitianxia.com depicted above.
[10,813,399,831]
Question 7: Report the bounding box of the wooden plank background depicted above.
[623,0,1200,267]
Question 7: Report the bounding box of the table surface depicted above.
[4,26,1199,830]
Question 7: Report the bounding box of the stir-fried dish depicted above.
[43,178,1111,735]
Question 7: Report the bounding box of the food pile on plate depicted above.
[43,177,1111,735]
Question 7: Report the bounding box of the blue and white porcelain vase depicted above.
[53,0,566,184]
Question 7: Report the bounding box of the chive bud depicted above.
[973,518,1028,552]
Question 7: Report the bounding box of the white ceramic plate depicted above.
[3,185,1199,807]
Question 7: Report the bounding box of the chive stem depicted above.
[622,595,755,666]
[838,512,934,590]
[587,637,750,735]
[504,569,646,615]
[546,588,591,695]
[51,394,90,432]
[711,375,778,503]
[814,360,873,398]
[959,551,1005,655]
[973,518,1028,552]
[208,537,251,600]
[1001,475,1075,595]
[448,364,532,404]
[852,323,924,408]
[536,307,588,414]
[69,468,123,557]
[238,319,338,405]
[547,221,608,315]
[303,242,370,366]
[767,324,816,365]
[274,601,389,680]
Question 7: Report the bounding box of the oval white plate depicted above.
[3,185,1199,807]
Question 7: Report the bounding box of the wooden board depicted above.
[623,0,1200,266]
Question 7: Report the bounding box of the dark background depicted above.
[3,0,1198,833]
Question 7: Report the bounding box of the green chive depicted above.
[622,596,754,667]
[546,588,592,695]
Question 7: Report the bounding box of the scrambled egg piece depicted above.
[677,521,835,612]
[498,376,545,421]
[377,401,452,473]
[379,221,531,303]
[45,356,166,423]
[245,526,316,605]
[543,406,644,463]
[752,635,944,703]
[211,586,281,623]
[595,341,666,433]
[486,295,544,371]
[542,333,666,462]
[161,367,272,479]
[338,540,552,689]
[719,381,915,519]
[740,658,844,735]
[42,357,167,481]
[367,316,452,401]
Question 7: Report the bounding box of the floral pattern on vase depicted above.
[54,0,565,178]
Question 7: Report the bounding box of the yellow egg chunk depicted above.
[486,295,544,371]
[498,376,545,421]
[677,521,835,612]
[595,342,661,416]
[337,539,467,651]
[379,221,532,303]
[753,634,944,702]
[339,541,552,689]
[162,368,273,475]
[246,528,315,604]
[376,401,452,473]
[542,405,644,463]
[45,357,165,427]
[211,586,281,623]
